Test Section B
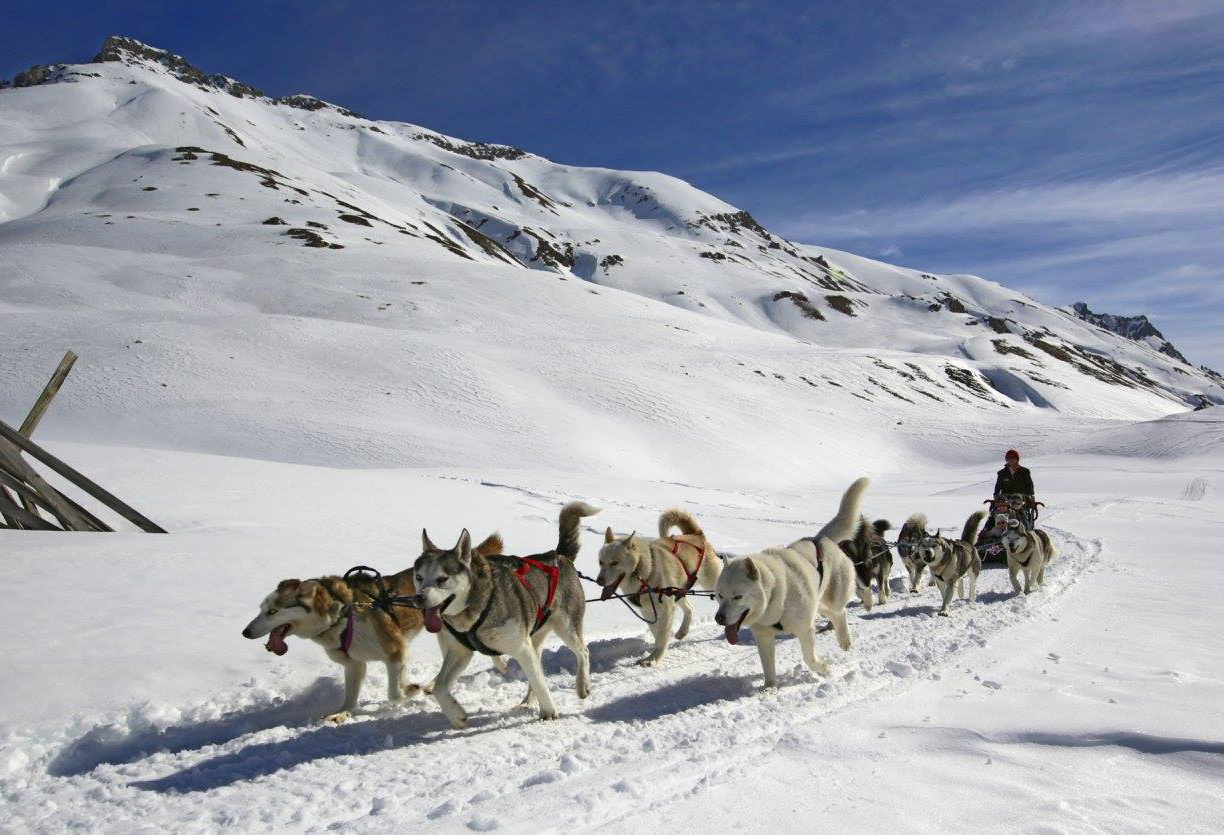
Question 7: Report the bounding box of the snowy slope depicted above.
[0,443,1220,832]
[2,38,1221,483]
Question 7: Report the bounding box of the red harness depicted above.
[512,555,560,634]
[635,538,707,599]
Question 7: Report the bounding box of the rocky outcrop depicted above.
[1071,302,1190,365]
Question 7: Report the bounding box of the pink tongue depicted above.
[265,626,289,656]
[724,624,740,644]
[424,606,444,633]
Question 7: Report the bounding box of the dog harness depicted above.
[669,538,707,592]
[443,554,561,656]
[512,555,560,634]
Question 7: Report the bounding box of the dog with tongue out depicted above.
[241,532,505,724]
[714,477,866,689]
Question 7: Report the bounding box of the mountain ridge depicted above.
[1,36,1221,475]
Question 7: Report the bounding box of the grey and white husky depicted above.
[914,510,987,616]
[713,477,867,688]
[413,501,600,728]
[1001,518,1058,595]
[840,517,893,610]
[896,513,932,592]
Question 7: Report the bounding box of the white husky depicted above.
[714,477,868,688]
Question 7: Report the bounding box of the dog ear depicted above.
[623,531,637,550]
[455,528,472,563]
[605,526,615,543]
[422,528,437,552]
[298,579,320,603]
[744,558,759,581]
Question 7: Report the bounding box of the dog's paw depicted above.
[539,707,558,721]
[937,610,950,617]
[577,684,590,699]
[762,679,778,690]
[322,710,352,724]
[674,627,689,641]
[448,712,468,730]
[813,661,830,676]
[637,657,661,668]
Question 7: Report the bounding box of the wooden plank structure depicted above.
[0,352,165,533]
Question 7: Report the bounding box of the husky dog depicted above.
[840,517,893,611]
[242,533,505,723]
[914,511,987,616]
[594,508,720,667]
[896,513,931,592]
[713,477,867,688]
[1001,518,1058,594]
[414,501,600,728]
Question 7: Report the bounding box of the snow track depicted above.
[1,530,1096,832]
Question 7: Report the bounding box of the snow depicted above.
[2,38,1223,833]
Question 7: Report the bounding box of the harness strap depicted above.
[443,590,500,657]
[513,555,560,634]
[339,605,356,656]
[668,537,706,592]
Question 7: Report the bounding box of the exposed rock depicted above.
[772,290,825,321]
[1071,302,1190,364]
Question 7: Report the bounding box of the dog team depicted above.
[243,476,1056,727]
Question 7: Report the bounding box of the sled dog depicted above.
[840,517,893,610]
[915,510,987,616]
[414,501,600,728]
[1001,518,1058,594]
[713,477,867,688]
[242,533,505,723]
[897,513,931,592]
[594,508,720,667]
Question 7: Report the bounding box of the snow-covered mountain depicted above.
[2,37,1220,479]
[1069,301,1191,365]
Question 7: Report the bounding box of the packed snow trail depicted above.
[2,530,1094,832]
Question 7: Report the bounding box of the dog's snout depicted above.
[714,610,726,626]
[242,626,255,639]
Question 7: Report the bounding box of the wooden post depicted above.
[0,484,63,530]
[20,351,77,437]
[0,464,111,532]
[12,350,79,521]
[0,441,92,531]
[0,420,166,533]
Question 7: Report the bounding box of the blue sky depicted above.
[4,0,1222,367]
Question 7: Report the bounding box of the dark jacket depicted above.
[994,465,1034,497]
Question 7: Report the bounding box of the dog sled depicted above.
[975,493,1043,562]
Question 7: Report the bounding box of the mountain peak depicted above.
[92,34,266,99]
[1070,302,1190,365]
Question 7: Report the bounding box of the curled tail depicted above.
[960,510,988,544]
[817,476,871,544]
[658,507,703,538]
[871,518,892,537]
[901,513,928,539]
[474,532,504,557]
[557,501,601,559]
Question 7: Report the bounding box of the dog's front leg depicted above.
[385,658,407,705]
[937,577,956,616]
[755,629,778,688]
[510,639,557,720]
[857,582,873,612]
[639,597,674,667]
[1008,560,1022,594]
[433,646,474,729]
[325,658,367,723]
[518,629,549,708]
[795,620,830,676]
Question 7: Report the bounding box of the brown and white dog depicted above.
[840,517,894,610]
[594,508,720,667]
[242,533,504,723]
[914,511,987,616]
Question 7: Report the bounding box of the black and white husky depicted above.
[914,510,987,616]
[413,501,600,728]
[1001,518,1058,595]
[896,513,932,593]
[839,517,893,610]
